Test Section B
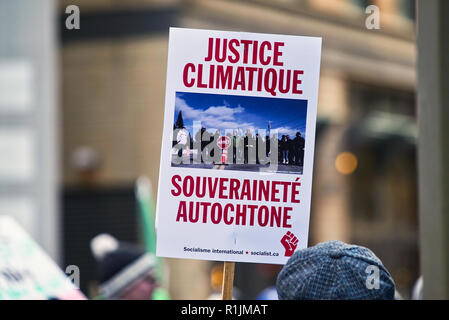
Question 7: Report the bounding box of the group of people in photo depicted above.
[173,125,305,167]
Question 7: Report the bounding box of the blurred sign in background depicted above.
[1,0,420,299]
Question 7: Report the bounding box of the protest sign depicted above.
[0,216,85,300]
[156,28,321,265]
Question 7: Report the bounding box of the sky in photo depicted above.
[174,92,308,138]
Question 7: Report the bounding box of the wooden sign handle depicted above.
[221,261,235,300]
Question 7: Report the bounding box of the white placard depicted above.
[0,216,85,300]
[156,28,321,264]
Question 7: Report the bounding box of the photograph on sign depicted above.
[156,28,321,265]
[171,92,307,175]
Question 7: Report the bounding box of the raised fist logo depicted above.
[281,231,298,257]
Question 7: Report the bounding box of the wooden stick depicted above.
[221,261,235,300]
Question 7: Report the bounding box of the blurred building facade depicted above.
[0,1,59,261]
[59,0,417,298]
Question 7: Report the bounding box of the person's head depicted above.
[296,132,301,137]
[90,234,157,300]
[276,240,395,300]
